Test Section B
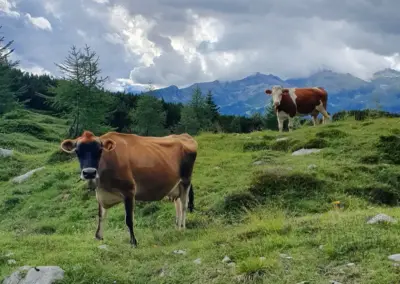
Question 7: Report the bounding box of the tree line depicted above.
[0,29,283,138]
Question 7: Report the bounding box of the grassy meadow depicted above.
[0,109,400,283]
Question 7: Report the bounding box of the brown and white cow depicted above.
[265,85,331,132]
[60,131,198,247]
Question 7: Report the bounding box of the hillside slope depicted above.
[0,111,400,283]
[138,69,400,116]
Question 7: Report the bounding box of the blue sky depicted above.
[1,0,400,91]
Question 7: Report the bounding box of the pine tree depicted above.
[50,45,111,137]
[178,105,201,135]
[205,90,220,122]
[132,94,167,136]
[264,99,278,130]
[230,116,242,133]
[0,26,19,115]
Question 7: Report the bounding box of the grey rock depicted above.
[276,137,288,142]
[367,213,397,224]
[279,253,293,259]
[292,149,321,156]
[227,262,236,267]
[0,148,13,158]
[173,249,186,255]
[346,263,355,267]
[388,254,400,262]
[3,266,64,284]
[7,259,16,265]
[193,258,201,265]
[253,161,264,166]
[308,164,317,170]
[329,281,342,284]
[11,167,45,184]
[98,244,108,250]
[222,256,231,263]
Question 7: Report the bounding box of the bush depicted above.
[316,129,348,139]
[0,120,59,142]
[243,141,268,152]
[47,149,75,164]
[377,135,400,164]
[359,154,381,164]
[344,184,400,206]
[247,168,329,214]
[222,191,259,214]
[268,138,300,152]
[290,137,328,152]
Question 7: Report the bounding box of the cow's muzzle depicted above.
[81,167,98,180]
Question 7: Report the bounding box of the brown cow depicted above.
[265,85,331,132]
[60,131,198,247]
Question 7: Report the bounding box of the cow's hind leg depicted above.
[174,198,182,228]
[95,202,107,241]
[177,180,191,230]
[315,101,331,123]
[124,194,138,247]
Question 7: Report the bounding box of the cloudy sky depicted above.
[1,0,400,91]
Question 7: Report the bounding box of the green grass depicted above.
[0,110,400,283]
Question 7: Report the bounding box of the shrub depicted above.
[377,135,400,164]
[316,129,348,139]
[47,149,75,164]
[222,191,259,214]
[344,184,400,206]
[243,141,268,152]
[268,138,300,152]
[248,168,328,213]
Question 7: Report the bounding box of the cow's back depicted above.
[294,88,325,115]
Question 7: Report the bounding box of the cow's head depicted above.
[265,85,288,107]
[60,131,116,183]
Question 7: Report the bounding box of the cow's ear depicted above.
[102,138,116,152]
[60,139,77,153]
[265,89,272,95]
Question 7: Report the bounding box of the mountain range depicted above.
[125,68,400,116]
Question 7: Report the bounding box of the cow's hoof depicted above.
[130,239,138,248]
[95,235,103,241]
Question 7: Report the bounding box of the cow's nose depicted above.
[274,101,280,107]
[82,168,97,180]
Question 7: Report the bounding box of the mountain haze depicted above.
[126,69,400,116]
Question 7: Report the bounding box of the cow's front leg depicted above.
[288,117,294,132]
[277,111,288,133]
[95,202,107,241]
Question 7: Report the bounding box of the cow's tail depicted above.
[188,184,194,213]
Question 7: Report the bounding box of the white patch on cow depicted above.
[270,85,284,106]
[96,188,124,208]
[288,88,297,107]
[277,111,289,133]
[80,167,99,180]
[167,179,182,199]
[315,100,331,123]
[96,205,107,239]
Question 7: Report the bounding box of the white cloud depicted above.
[3,0,400,88]
[25,13,52,31]
[0,0,20,17]
[107,5,162,66]
[92,0,109,4]
[20,65,52,76]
